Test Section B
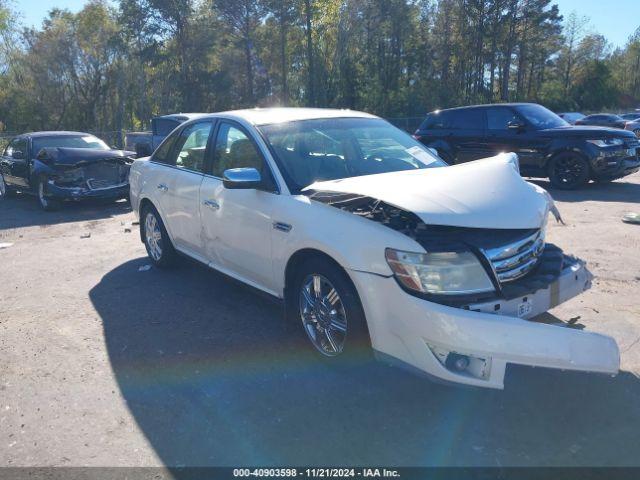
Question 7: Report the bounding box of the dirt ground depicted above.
[0,173,639,468]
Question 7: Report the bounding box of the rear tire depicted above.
[548,152,590,190]
[141,204,177,268]
[288,257,371,362]
[37,175,61,211]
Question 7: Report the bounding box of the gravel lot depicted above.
[1,174,639,467]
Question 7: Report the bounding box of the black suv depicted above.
[413,103,640,189]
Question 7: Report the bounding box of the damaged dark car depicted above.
[0,131,134,210]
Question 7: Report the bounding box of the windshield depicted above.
[258,118,447,192]
[516,104,568,129]
[33,135,110,154]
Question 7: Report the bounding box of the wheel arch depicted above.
[543,145,592,172]
[283,248,361,308]
[283,247,372,351]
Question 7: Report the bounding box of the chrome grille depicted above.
[83,161,126,190]
[87,178,119,190]
[484,230,545,283]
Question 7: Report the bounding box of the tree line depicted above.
[0,0,639,138]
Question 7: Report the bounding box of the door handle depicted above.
[157,183,169,192]
[203,199,220,210]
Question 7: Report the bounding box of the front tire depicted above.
[548,152,590,190]
[289,257,370,360]
[37,175,61,211]
[141,204,177,267]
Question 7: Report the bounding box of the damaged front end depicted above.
[304,189,583,313]
[36,147,133,200]
[304,186,617,388]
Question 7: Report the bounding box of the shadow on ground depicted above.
[531,178,640,204]
[0,193,131,230]
[90,258,640,467]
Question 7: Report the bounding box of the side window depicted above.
[5,138,27,158]
[172,121,213,173]
[423,110,483,130]
[211,123,269,178]
[152,130,180,165]
[446,109,484,129]
[486,108,522,131]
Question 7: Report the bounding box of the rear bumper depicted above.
[46,180,129,200]
[349,260,619,389]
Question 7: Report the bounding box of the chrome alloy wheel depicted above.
[299,274,348,356]
[145,212,163,261]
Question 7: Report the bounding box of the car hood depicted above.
[304,153,550,230]
[37,147,135,167]
[548,125,634,139]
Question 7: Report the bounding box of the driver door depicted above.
[199,121,280,294]
[0,137,30,187]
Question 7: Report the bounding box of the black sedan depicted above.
[575,114,627,129]
[0,131,134,210]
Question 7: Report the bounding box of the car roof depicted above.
[195,108,379,126]
[154,113,207,122]
[20,131,97,139]
[429,103,540,114]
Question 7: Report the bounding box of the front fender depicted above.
[31,159,60,178]
[270,195,424,297]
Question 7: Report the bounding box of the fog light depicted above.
[446,353,470,372]
[427,344,491,380]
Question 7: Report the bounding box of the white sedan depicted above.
[129,108,619,389]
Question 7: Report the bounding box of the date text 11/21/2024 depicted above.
[232,468,401,478]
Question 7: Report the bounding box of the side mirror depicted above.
[12,150,25,159]
[507,121,526,131]
[223,167,262,190]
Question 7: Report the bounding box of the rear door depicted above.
[444,108,490,163]
[416,109,488,163]
[150,120,214,259]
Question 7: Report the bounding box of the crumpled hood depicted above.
[304,153,550,229]
[37,147,135,167]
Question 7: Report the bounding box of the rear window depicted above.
[421,109,483,130]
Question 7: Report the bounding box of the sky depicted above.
[10,0,640,49]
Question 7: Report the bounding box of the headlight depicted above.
[586,138,624,147]
[385,248,495,295]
